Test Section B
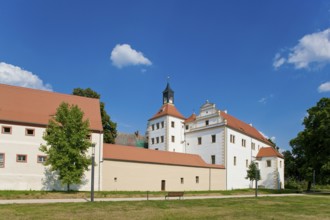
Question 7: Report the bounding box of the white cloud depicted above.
[0,62,52,91]
[110,44,152,68]
[318,81,330,93]
[258,94,274,104]
[273,53,286,69]
[274,28,330,70]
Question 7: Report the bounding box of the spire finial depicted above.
[167,76,170,83]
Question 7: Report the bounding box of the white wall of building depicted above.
[258,156,284,189]
[225,127,274,189]
[147,116,167,151]
[0,122,103,191]
[102,160,226,191]
[185,127,225,165]
[148,116,184,152]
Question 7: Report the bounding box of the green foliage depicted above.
[290,98,330,189]
[40,102,92,191]
[72,88,117,144]
[246,162,261,181]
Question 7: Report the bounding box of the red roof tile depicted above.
[185,113,196,123]
[149,104,185,120]
[256,147,284,158]
[0,84,103,131]
[103,144,225,169]
[220,111,272,145]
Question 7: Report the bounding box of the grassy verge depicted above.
[0,195,329,220]
[0,188,298,200]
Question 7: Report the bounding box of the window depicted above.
[185,125,189,130]
[151,138,155,145]
[211,155,215,164]
[212,135,216,143]
[180,178,184,184]
[0,153,4,168]
[156,123,160,129]
[17,154,27,163]
[198,137,202,145]
[267,160,271,167]
[246,159,248,168]
[151,124,154,131]
[251,142,255,150]
[205,120,209,126]
[156,137,159,144]
[171,136,175,143]
[196,176,199,184]
[161,121,164,128]
[280,161,282,168]
[1,126,11,134]
[255,162,259,168]
[171,121,175,128]
[242,139,246,147]
[161,136,164,143]
[230,134,235,143]
[234,156,236,166]
[155,148,159,150]
[37,155,47,163]
[26,128,35,136]
[114,177,117,182]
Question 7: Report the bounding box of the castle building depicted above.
[147,83,284,189]
[0,83,284,191]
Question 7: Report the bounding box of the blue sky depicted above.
[1,0,330,151]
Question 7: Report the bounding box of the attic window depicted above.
[26,129,35,136]
[2,126,11,134]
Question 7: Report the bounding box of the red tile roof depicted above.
[220,111,272,145]
[185,113,196,123]
[0,84,103,131]
[103,144,225,169]
[256,147,284,159]
[149,104,185,120]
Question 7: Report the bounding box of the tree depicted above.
[290,97,330,191]
[40,102,92,191]
[246,162,261,183]
[72,88,117,144]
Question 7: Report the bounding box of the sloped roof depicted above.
[103,144,225,169]
[0,84,103,131]
[256,147,284,159]
[185,113,196,123]
[149,104,185,121]
[220,111,272,145]
[115,132,146,147]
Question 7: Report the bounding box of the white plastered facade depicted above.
[0,122,103,191]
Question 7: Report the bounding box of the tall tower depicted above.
[147,83,185,152]
[162,83,174,105]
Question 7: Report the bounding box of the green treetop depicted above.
[40,102,92,191]
[73,88,117,144]
[290,97,330,191]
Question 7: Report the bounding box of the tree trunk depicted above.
[67,183,70,192]
[307,181,312,192]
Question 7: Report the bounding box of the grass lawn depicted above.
[0,195,329,220]
[0,188,297,200]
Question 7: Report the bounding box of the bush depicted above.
[285,179,306,191]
